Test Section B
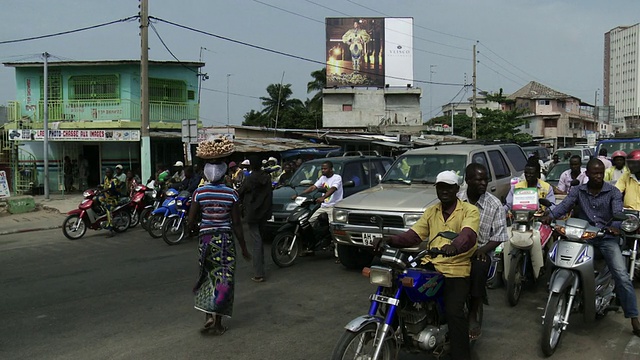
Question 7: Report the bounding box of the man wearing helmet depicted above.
[616,150,640,210]
[605,151,629,184]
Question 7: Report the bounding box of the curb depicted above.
[0,224,62,236]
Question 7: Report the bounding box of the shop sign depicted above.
[7,129,141,142]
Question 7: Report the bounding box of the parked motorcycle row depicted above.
[62,184,195,246]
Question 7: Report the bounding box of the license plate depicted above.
[362,232,382,246]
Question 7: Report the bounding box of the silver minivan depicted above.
[331,143,527,269]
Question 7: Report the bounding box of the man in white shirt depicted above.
[556,155,588,195]
[597,148,613,169]
[294,160,343,224]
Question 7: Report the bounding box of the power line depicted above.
[150,16,467,86]
[200,86,262,100]
[477,62,524,87]
[252,0,470,59]
[345,0,476,42]
[0,16,139,45]
[477,53,529,84]
[149,21,199,74]
[430,85,469,118]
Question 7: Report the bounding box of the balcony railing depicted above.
[7,99,198,124]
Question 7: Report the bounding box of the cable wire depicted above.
[0,16,139,45]
[150,16,467,86]
[149,21,199,74]
[200,86,262,100]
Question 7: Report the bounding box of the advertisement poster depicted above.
[325,17,413,88]
[0,171,10,198]
[512,188,539,211]
[7,129,140,142]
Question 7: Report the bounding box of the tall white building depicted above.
[604,24,640,132]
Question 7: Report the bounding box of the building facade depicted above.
[1,60,202,194]
[604,24,640,132]
[504,81,596,149]
[322,87,422,129]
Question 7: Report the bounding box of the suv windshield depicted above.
[383,154,467,184]
[288,162,343,187]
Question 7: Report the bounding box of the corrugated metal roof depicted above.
[233,138,338,153]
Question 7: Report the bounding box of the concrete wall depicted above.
[323,87,422,128]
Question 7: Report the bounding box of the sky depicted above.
[1,0,639,128]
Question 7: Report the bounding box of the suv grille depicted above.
[348,213,404,228]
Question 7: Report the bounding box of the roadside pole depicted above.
[43,52,50,199]
[140,0,151,183]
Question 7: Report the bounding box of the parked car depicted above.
[266,153,393,235]
[552,147,591,162]
[331,142,528,269]
[522,145,551,162]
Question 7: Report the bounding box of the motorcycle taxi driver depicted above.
[373,170,479,360]
[541,158,640,337]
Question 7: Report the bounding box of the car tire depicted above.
[337,244,374,270]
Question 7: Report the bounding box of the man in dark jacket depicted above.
[239,157,273,282]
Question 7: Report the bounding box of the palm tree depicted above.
[260,83,302,128]
[307,68,326,112]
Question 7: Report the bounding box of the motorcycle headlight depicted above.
[151,192,157,198]
[165,189,178,197]
[168,200,176,206]
[403,213,422,227]
[622,215,640,233]
[176,200,183,207]
[83,190,92,198]
[285,202,299,211]
[564,226,585,240]
[334,209,348,223]
[134,185,143,192]
[515,212,529,223]
[369,266,393,287]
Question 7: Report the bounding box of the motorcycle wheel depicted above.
[112,211,131,233]
[162,217,186,246]
[331,324,394,360]
[506,250,524,306]
[62,214,87,240]
[129,209,140,228]
[139,208,152,231]
[541,290,568,356]
[147,214,164,238]
[271,231,299,267]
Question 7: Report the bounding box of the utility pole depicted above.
[472,43,477,140]
[226,74,232,134]
[594,88,600,138]
[140,0,151,183]
[273,71,285,137]
[429,65,437,120]
[43,52,50,199]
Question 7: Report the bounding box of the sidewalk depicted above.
[0,193,84,236]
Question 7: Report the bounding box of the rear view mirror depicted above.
[613,212,628,221]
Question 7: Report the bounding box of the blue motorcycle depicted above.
[161,194,192,245]
[147,188,182,238]
[332,231,474,360]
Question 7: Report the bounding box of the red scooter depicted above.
[127,183,151,228]
[62,188,131,240]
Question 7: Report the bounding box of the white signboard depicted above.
[384,18,414,87]
[7,129,140,142]
[0,171,10,198]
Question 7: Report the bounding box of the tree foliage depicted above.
[242,69,324,129]
[426,107,532,144]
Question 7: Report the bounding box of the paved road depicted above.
[1,227,639,359]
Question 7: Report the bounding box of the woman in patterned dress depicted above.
[188,161,251,334]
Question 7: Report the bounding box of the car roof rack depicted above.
[340,150,381,157]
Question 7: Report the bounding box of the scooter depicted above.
[126,183,152,228]
[161,195,192,245]
[139,185,162,231]
[540,216,623,356]
[271,192,333,267]
[62,188,131,240]
[504,196,554,306]
[147,189,188,239]
[331,232,474,360]
[620,209,640,280]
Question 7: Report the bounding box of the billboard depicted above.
[326,17,413,88]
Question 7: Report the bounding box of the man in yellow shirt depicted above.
[375,170,479,360]
[606,151,629,184]
[616,150,640,210]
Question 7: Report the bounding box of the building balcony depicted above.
[6,99,198,130]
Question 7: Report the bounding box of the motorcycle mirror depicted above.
[343,180,355,188]
[436,231,458,241]
[539,198,553,208]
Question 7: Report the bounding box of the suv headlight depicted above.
[285,202,298,211]
[403,213,422,227]
[334,209,348,223]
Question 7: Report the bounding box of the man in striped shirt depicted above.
[546,158,640,337]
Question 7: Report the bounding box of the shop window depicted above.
[69,75,119,100]
[149,78,187,102]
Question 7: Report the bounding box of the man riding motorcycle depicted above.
[459,163,508,340]
[505,159,556,213]
[605,150,629,185]
[373,170,479,360]
[615,150,640,211]
[542,158,640,337]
